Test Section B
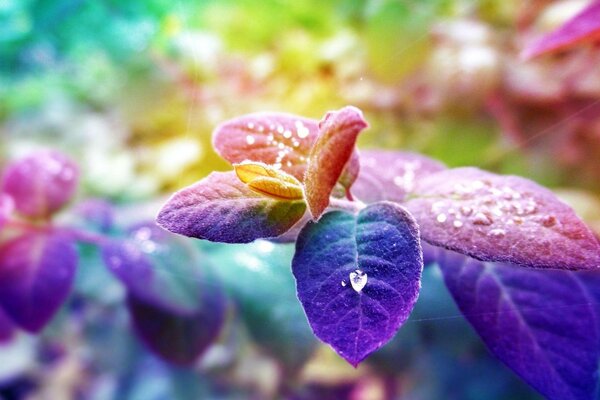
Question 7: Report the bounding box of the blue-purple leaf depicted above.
[438,250,600,400]
[292,202,422,366]
[351,150,446,204]
[157,171,306,243]
[0,308,15,343]
[0,229,77,332]
[102,224,226,365]
[405,167,600,270]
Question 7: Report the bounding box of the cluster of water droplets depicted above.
[341,269,368,293]
[431,179,557,238]
[244,120,311,170]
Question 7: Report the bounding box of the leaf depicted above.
[351,150,446,204]
[404,167,600,270]
[233,161,304,201]
[212,112,319,181]
[211,240,317,371]
[522,0,600,59]
[0,308,15,343]
[304,106,368,220]
[1,150,79,219]
[0,194,14,230]
[0,229,77,332]
[156,171,306,243]
[126,293,225,366]
[292,202,422,366]
[438,250,600,400]
[102,224,226,365]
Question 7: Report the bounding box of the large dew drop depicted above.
[349,269,368,293]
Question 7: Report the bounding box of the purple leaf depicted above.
[212,112,319,181]
[522,0,600,59]
[1,150,79,219]
[102,224,226,365]
[0,229,77,332]
[0,194,14,230]
[156,171,306,243]
[126,291,225,366]
[351,150,447,204]
[304,106,368,220]
[292,202,422,366]
[0,308,15,343]
[438,250,600,400]
[405,167,600,270]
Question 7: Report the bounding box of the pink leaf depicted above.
[212,112,319,181]
[405,167,600,270]
[1,150,79,219]
[304,107,368,220]
[522,0,600,59]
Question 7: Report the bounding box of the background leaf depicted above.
[102,224,226,365]
[522,0,600,59]
[438,250,600,400]
[1,150,78,219]
[292,202,422,366]
[0,228,77,332]
[405,167,600,270]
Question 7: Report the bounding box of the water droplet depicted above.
[246,135,255,145]
[349,269,367,293]
[436,213,447,223]
[283,130,292,139]
[277,142,285,149]
[341,281,347,287]
[257,126,264,132]
[472,212,493,226]
[488,228,506,238]
[277,125,284,134]
[295,121,310,139]
[453,220,463,228]
[247,122,255,130]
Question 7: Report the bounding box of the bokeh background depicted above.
[1,0,600,399]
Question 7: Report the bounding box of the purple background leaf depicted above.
[157,171,306,243]
[212,112,319,180]
[292,202,422,366]
[1,150,79,219]
[304,106,368,219]
[102,223,226,365]
[405,167,600,270]
[522,0,600,59]
[126,289,225,366]
[438,250,600,400]
[351,150,447,204]
[0,229,77,332]
[0,308,15,343]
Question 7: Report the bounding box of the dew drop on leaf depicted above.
[349,269,368,293]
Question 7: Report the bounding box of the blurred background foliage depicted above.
[1,0,600,398]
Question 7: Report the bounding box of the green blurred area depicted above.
[1,0,598,208]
